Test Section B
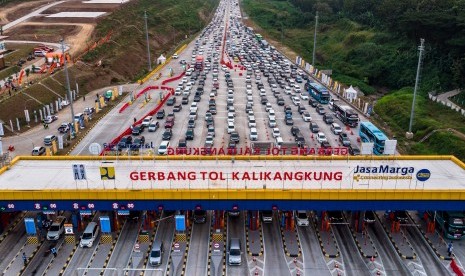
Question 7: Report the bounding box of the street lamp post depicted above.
[61,39,75,124]
[407,38,425,138]
[144,10,152,71]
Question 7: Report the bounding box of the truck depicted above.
[195,55,204,71]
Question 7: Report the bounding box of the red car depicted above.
[164,118,174,128]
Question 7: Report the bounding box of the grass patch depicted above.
[375,87,465,159]
[3,44,35,64]
[450,91,465,109]
[0,65,20,81]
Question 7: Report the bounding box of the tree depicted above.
[25,68,30,83]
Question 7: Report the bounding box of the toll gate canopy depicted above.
[0,155,465,211]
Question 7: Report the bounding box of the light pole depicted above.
[61,39,75,124]
[312,11,319,66]
[144,10,152,71]
[407,38,425,138]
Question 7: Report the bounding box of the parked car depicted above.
[58,123,70,133]
[32,146,46,156]
[43,115,58,124]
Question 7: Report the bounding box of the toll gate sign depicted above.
[175,215,186,231]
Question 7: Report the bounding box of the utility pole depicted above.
[312,11,318,66]
[61,39,74,124]
[144,10,152,71]
[407,38,425,138]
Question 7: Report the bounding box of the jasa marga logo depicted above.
[416,169,431,182]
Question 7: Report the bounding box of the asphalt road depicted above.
[263,214,289,275]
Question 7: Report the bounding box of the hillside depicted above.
[0,0,219,132]
[242,0,465,160]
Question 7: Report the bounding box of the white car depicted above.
[265,103,273,112]
[295,210,309,227]
[272,128,281,138]
[316,132,327,143]
[250,128,258,141]
[269,118,277,128]
[141,116,153,127]
[172,53,178,59]
[284,86,292,94]
[331,123,343,135]
[300,93,309,100]
[302,112,312,122]
[205,135,214,147]
[158,141,170,155]
[292,96,301,106]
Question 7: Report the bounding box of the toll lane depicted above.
[332,225,370,276]
[369,221,410,276]
[185,212,212,276]
[104,218,141,275]
[263,214,289,275]
[143,212,176,276]
[226,213,249,276]
[297,224,331,275]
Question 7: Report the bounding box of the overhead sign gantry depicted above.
[0,155,464,211]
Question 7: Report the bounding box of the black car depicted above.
[118,135,132,149]
[162,129,172,140]
[260,96,268,104]
[364,211,376,223]
[194,95,201,102]
[285,117,294,125]
[297,105,307,114]
[295,133,306,146]
[230,131,240,143]
[156,109,165,119]
[167,98,176,106]
[193,210,207,223]
[309,99,318,107]
[277,97,285,106]
[178,139,187,154]
[291,126,300,136]
[173,104,182,112]
[394,211,409,223]
[132,136,146,149]
[348,144,361,155]
[185,128,194,140]
[182,96,189,105]
[323,114,334,124]
[327,211,344,223]
[209,106,217,114]
[309,122,320,133]
[132,125,143,136]
[188,119,196,128]
[339,133,351,147]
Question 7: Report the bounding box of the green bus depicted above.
[433,211,465,239]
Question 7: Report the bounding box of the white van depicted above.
[47,216,66,240]
[80,222,99,247]
[149,241,164,266]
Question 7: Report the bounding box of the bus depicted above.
[305,81,330,104]
[333,102,359,127]
[433,211,465,240]
[359,121,387,155]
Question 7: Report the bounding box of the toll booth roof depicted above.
[0,156,464,191]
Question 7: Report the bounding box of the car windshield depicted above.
[150,250,161,258]
[50,225,60,231]
[298,213,307,219]
[230,249,240,255]
[82,233,92,239]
